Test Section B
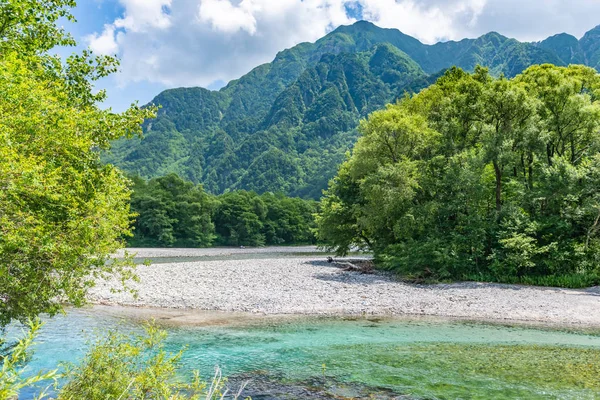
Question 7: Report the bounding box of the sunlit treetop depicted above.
[0,0,156,326]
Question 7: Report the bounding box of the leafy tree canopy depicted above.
[128,174,318,248]
[318,64,600,287]
[0,0,155,326]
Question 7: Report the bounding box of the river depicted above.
[15,306,600,399]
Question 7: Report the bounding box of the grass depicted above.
[462,272,600,289]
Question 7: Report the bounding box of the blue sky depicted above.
[65,0,600,112]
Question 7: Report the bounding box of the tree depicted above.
[58,323,240,400]
[318,65,600,287]
[0,3,247,400]
[129,174,216,247]
[214,191,266,247]
[260,193,318,245]
[516,64,600,165]
[480,77,536,213]
[0,0,76,54]
[0,1,155,326]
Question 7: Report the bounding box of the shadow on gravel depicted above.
[305,261,600,296]
[310,272,393,285]
[305,261,394,285]
[406,282,600,296]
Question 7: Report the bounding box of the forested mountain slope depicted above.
[104,21,600,198]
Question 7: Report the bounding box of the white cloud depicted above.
[466,0,600,42]
[357,0,488,43]
[86,0,173,56]
[86,0,600,95]
[88,0,356,88]
[86,24,119,55]
[114,0,173,32]
[198,0,257,34]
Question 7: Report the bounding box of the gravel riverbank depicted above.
[89,247,600,326]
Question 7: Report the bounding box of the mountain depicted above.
[104,21,600,199]
[538,33,585,65]
[580,25,600,70]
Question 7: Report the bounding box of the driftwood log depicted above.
[327,258,374,274]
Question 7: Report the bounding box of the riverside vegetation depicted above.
[318,64,600,288]
[2,0,600,398]
[132,64,600,289]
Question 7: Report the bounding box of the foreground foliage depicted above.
[59,323,246,400]
[0,2,239,399]
[318,64,600,287]
[0,322,246,400]
[0,321,56,400]
[0,0,155,326]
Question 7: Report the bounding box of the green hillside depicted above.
[104,21,600,198]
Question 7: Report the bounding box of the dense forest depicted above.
[318,64,600,288]
[104,21,600,198]
[128,174,318,247]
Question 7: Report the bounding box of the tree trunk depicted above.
[528,152,534,190]
[493,160,502,213]
[546,144,554,166]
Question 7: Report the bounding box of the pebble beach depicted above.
[89,247,600,326]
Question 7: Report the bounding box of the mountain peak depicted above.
[539,32,583,65]
[351,20,378,29]
[332,20,382,35]
[548,32,578,40]
[478,31,509,42]
[580,25,600,70]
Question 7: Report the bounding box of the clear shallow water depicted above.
[14,309,600,399]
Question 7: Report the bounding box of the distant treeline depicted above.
[128,174,318,247]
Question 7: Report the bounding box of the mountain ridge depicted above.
[104,21,600,198]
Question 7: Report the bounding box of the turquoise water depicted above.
[14,309,600,399]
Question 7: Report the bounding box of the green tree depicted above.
[0,1,155,326]
[260,193,318,245]
[0,0,76,54]
[0,3,241,400]
[214,191,266,247]
[129,174,216,247]
[58,323,242,400]
[0,320,57,399]
[319,64,600,287]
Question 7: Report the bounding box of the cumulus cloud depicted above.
[467,0,600,42]
[87,0,355,88]
[86,24,119,55]
[357,0,487,43]
[198,0,258,34]
[114,0,173,32]
[86,0,600,92]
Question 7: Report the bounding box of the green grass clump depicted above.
[463,273,600,288]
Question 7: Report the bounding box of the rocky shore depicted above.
[89,247,600,326]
